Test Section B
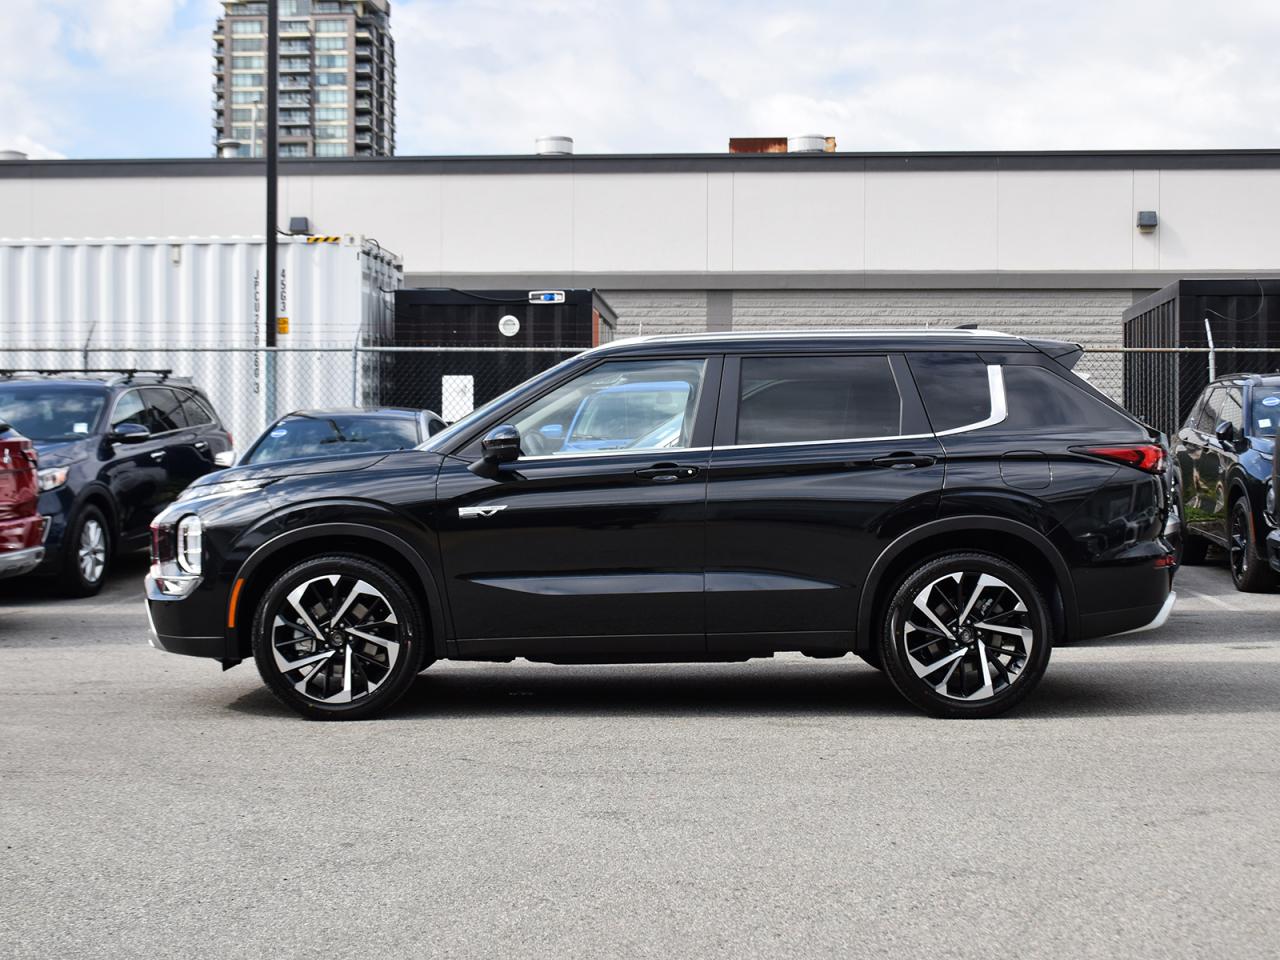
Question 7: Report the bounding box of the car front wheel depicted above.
[59,505,111,597]
[1228,499,1276,593]
[252,554,426,720]
[879,552,1053,719]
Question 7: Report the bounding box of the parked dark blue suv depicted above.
[0,371,232,595]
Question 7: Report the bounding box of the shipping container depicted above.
[379,288,617,418]
[1123,279,1280,436]
[0,235,402,450]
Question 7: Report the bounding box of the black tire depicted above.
[252,554,426,720]
[59,505,111,597]
[1228,498,1276,593]
[1173,487,1209,565]
[878,552,1053,719]
[1179,533,1210,566]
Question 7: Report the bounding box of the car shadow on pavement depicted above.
[225,657,1280,721]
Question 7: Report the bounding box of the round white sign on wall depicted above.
[498,314,521,337]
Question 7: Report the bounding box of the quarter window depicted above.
[736,355,902,445]
[507,359,707,457]
[179,391,215,427]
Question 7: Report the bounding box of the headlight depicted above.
[1267,482,1276,527]
[176,515,202,574]
[177,477,271,502]
[213,450,237,468]
[37,466,69,492]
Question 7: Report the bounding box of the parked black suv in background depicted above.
[1172,373,1278,591]
[0,371,232,595]
[147,330,1175,720]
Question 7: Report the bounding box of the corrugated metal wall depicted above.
[0,235,402,449]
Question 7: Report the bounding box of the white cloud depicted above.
[3,0,1280,158]
[392,0,1280,154]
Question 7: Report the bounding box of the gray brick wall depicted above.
[601,290,708,337]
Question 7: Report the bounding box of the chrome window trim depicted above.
[507,364,1007,462]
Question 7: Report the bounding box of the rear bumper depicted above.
[0,544,44,580]
[1073,542,1176,641]
[0,515,48,579]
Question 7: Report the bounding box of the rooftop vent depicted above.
[788,135,834,154]
[535,135,574,156]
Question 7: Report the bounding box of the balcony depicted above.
[279,92,311,105]
[213,82,225,93]
[280,41,311,53]
[355,133,373,145]
[356,62,372,75]
[355,45,373,58]
[280,77,310,90]
[354,98,372,110]
[355,80,372,91]
[280,59,310,72]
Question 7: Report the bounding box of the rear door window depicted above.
[735,355,902,445]
[905,353,992,432]
[142,388,188,433]
[178,391,214,427]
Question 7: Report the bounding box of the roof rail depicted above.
[0,368,179,384]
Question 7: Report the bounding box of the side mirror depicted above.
[112,423,151,445]
[1214,420,1237,449]
[468,424,521,477]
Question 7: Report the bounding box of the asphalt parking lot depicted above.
[2,555,1278,960]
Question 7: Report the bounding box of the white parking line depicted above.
[1181,588,1242,612]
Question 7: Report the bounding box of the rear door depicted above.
[141,387,207,506]
[703,353,944,652]
[1183,385,1226,542]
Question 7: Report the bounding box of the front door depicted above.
[703,353,945,651]
[436,355,719,658]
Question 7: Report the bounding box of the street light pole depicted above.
[264,0,279,418]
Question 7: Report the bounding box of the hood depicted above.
[185,451,392,490]
[32,437,94,467]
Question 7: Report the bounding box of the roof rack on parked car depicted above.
[0,368,184,385]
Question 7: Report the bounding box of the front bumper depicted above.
[145,572,227,660]
[1267,528,1280,574]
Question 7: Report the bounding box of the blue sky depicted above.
[4,0,1280,159]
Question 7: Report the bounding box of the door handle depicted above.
[635,464,700,482]
[150,450,166,461]
[871,453,936,470]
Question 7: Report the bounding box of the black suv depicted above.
[147,331,1175,720]
[0,371,232,595]
[1172,373,1279,591]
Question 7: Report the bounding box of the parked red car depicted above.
[0,418,46,580]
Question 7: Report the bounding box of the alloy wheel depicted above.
[1229,504,1250,582]
[269,575,402,704]
[895,571,1035,701]
[78,517,107,584]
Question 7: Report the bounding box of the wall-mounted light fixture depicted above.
[1136,210,1158,233]
[288,216,312,235]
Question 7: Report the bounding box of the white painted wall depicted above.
[4,162,1280,277]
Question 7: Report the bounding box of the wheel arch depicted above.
[856,516,1079,651]
[227,522,450,661]
[74,485,119,545]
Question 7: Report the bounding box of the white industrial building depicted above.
[3,149,1280,350]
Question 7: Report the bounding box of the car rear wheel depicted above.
[252,554,426,720]
[879,552,1053,719]
[1228,499,1276,592]
[59,506,110,597]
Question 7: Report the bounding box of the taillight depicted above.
[1073,444,1166,474]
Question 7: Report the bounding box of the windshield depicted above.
[1253,386,1280,437]
[419,352,586,453]
[245,414,420,464]
[0,385,108,441]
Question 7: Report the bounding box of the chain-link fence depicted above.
[4,344,1278,449]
